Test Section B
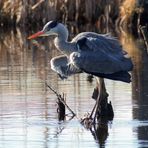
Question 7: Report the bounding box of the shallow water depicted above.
[0,28,148,148]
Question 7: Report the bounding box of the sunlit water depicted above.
[0,28,148,148]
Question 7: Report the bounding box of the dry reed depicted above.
[0,0,147,30]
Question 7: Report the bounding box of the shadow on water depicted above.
[0,25,148,148]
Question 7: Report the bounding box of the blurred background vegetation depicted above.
[0,0,147,32]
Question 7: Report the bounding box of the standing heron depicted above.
[28,21,133,122]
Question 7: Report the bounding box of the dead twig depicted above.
[57,94,65,121]
[45,82,76,117]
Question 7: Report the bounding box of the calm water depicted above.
[0,27,148,148]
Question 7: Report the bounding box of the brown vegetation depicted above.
[0,0,147,30]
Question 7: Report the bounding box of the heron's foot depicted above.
[80,113,94,129]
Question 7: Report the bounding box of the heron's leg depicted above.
[89,100,97,120]
[82,77,113,127]
[89,78,108,123]
[93,78,106,122]
[91,78,102,123]
[89,78,101,120]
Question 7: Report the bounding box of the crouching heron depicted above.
[28,21,133,122]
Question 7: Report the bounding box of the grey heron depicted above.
[28,21,133,122]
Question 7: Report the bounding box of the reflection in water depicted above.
[120,31,148,147]
[0,27,148,148]
[90,117,109,148]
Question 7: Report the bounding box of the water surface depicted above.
[0,28,148,148]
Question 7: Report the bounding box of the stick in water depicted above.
[45,82,76,116]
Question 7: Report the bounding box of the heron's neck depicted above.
[54,31,76,55]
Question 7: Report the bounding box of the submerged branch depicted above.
[45,82,76,117]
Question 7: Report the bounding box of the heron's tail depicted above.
[84,70,132,83]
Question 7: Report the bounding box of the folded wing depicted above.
[69,36,133,82]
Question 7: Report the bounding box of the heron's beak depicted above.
[27,31,45,39]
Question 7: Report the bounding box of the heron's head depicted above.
[28,21,68,40]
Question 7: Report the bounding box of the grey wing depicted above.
[50,55,81,79]
[72,32,123,53]
[70,37,133,74]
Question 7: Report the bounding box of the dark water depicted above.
[0,27,148,148]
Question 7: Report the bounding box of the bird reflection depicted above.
[90,117,109,147]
